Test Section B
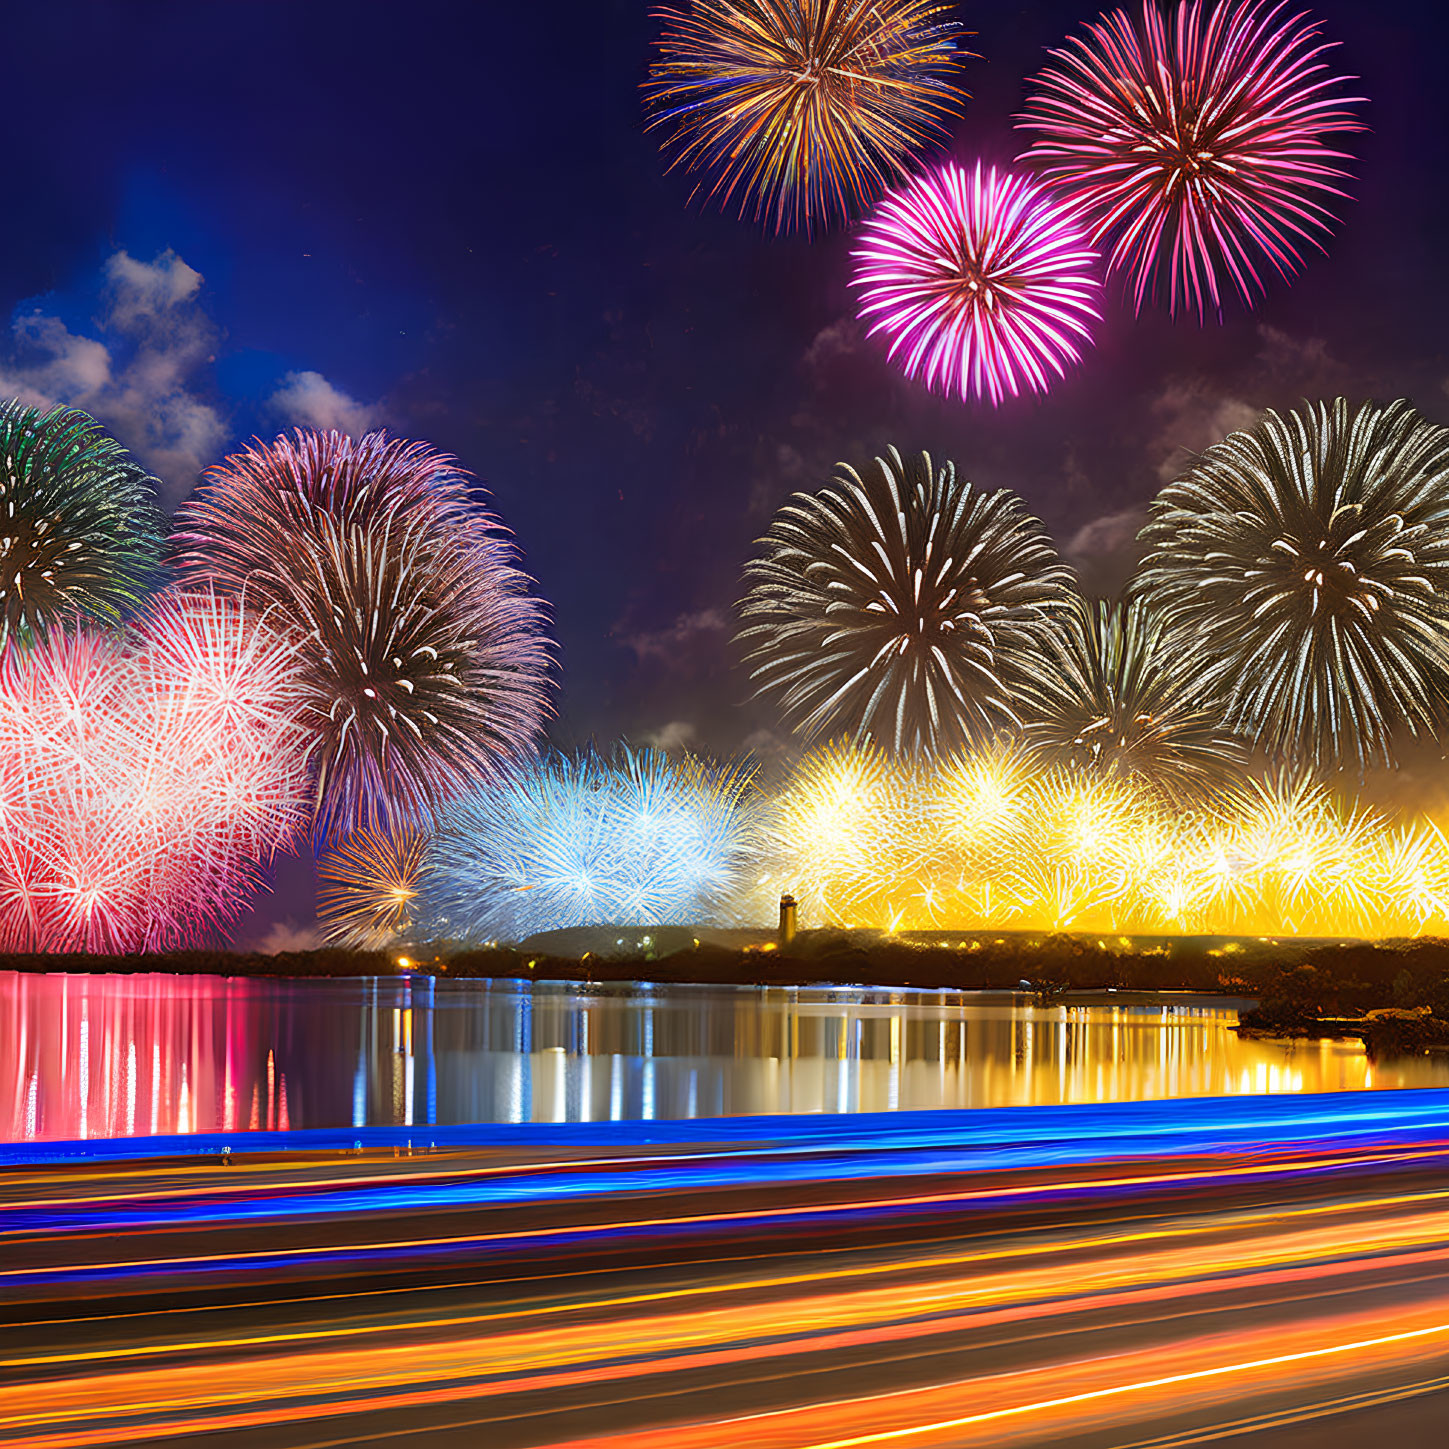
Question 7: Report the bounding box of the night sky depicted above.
[5,1,1447,943]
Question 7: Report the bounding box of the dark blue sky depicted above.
[5,1,1446,941]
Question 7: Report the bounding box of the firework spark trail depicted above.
[0,592,310,951]
[317,825,430,948]
[322,744,1449,944]
[643,0,971,233]
[171,428,553,835]
[851,163,1101,403]
[1015,0,1365,318]
[1014,595,1244,803]
[738,448,1073,758]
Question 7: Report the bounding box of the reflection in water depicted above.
[4,972,1447,1141]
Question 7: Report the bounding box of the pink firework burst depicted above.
[850,162,1101,406]
[131,591,312,864]
[0,592,311,952]
[171,429,553,835]
[1015,0,1365,319]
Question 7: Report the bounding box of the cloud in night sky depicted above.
[251,918,324,954]
[1063,506,1152,599]
[1147,382,1259,484]
[0,249,384,507]
[0,249,226,507]
[620,607,731,670]
[1146,325,1359,484]
[638,719,699,750]
[270,369,382,437]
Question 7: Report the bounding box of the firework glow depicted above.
[643,0,971,233]
[851,162,1101,404]
[738,447,1073,757]
[755,741,1449,938]
[0,400,163,650]
[171,429,553,835]
[1015,0,1365,318]
[419,748,759,945]
[0,592,310,952]
[1135,398,1449,773]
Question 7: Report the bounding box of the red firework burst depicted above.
[0,592,311,952]
[1015,0,1365,319]
[851,162,1101,405]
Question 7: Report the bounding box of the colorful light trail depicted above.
[2,1090,1448,1446]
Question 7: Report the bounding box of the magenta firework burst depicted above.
[850,163,1101,405]
[172,430,554,834]
[1015,0,1364,319]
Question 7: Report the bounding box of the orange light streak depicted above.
[552,1308,1449,1449]
[5,1206,1449,1446]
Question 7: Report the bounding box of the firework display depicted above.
[317,826,430,949]
[171,429,552,834]
[317,735,1449,944]
[755,742,1449,938]
[739,447,1073,757]
[8,390,1444,949]
[1135,399,1449,773]
[419,748,759,945]
[643,0,970,233]
[0,401,163,649]
[0,593,310,952]
[1016,596,1244,802]
[851,162,1101,404]
[1016,0,1364,319]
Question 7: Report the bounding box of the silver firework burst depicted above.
[1135,398,1449,771]
[738,446,1073,756]
[1016,596,1244,802]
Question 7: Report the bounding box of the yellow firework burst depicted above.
[643,0,972,233]
[317,827,430,948]
[756,743,1449,939]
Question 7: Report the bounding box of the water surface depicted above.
[4,972,1446,1141]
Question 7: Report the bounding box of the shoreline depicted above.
[0,924,1442,992]
[4,927,1449,1055]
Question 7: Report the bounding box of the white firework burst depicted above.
[738,446,1074,756]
